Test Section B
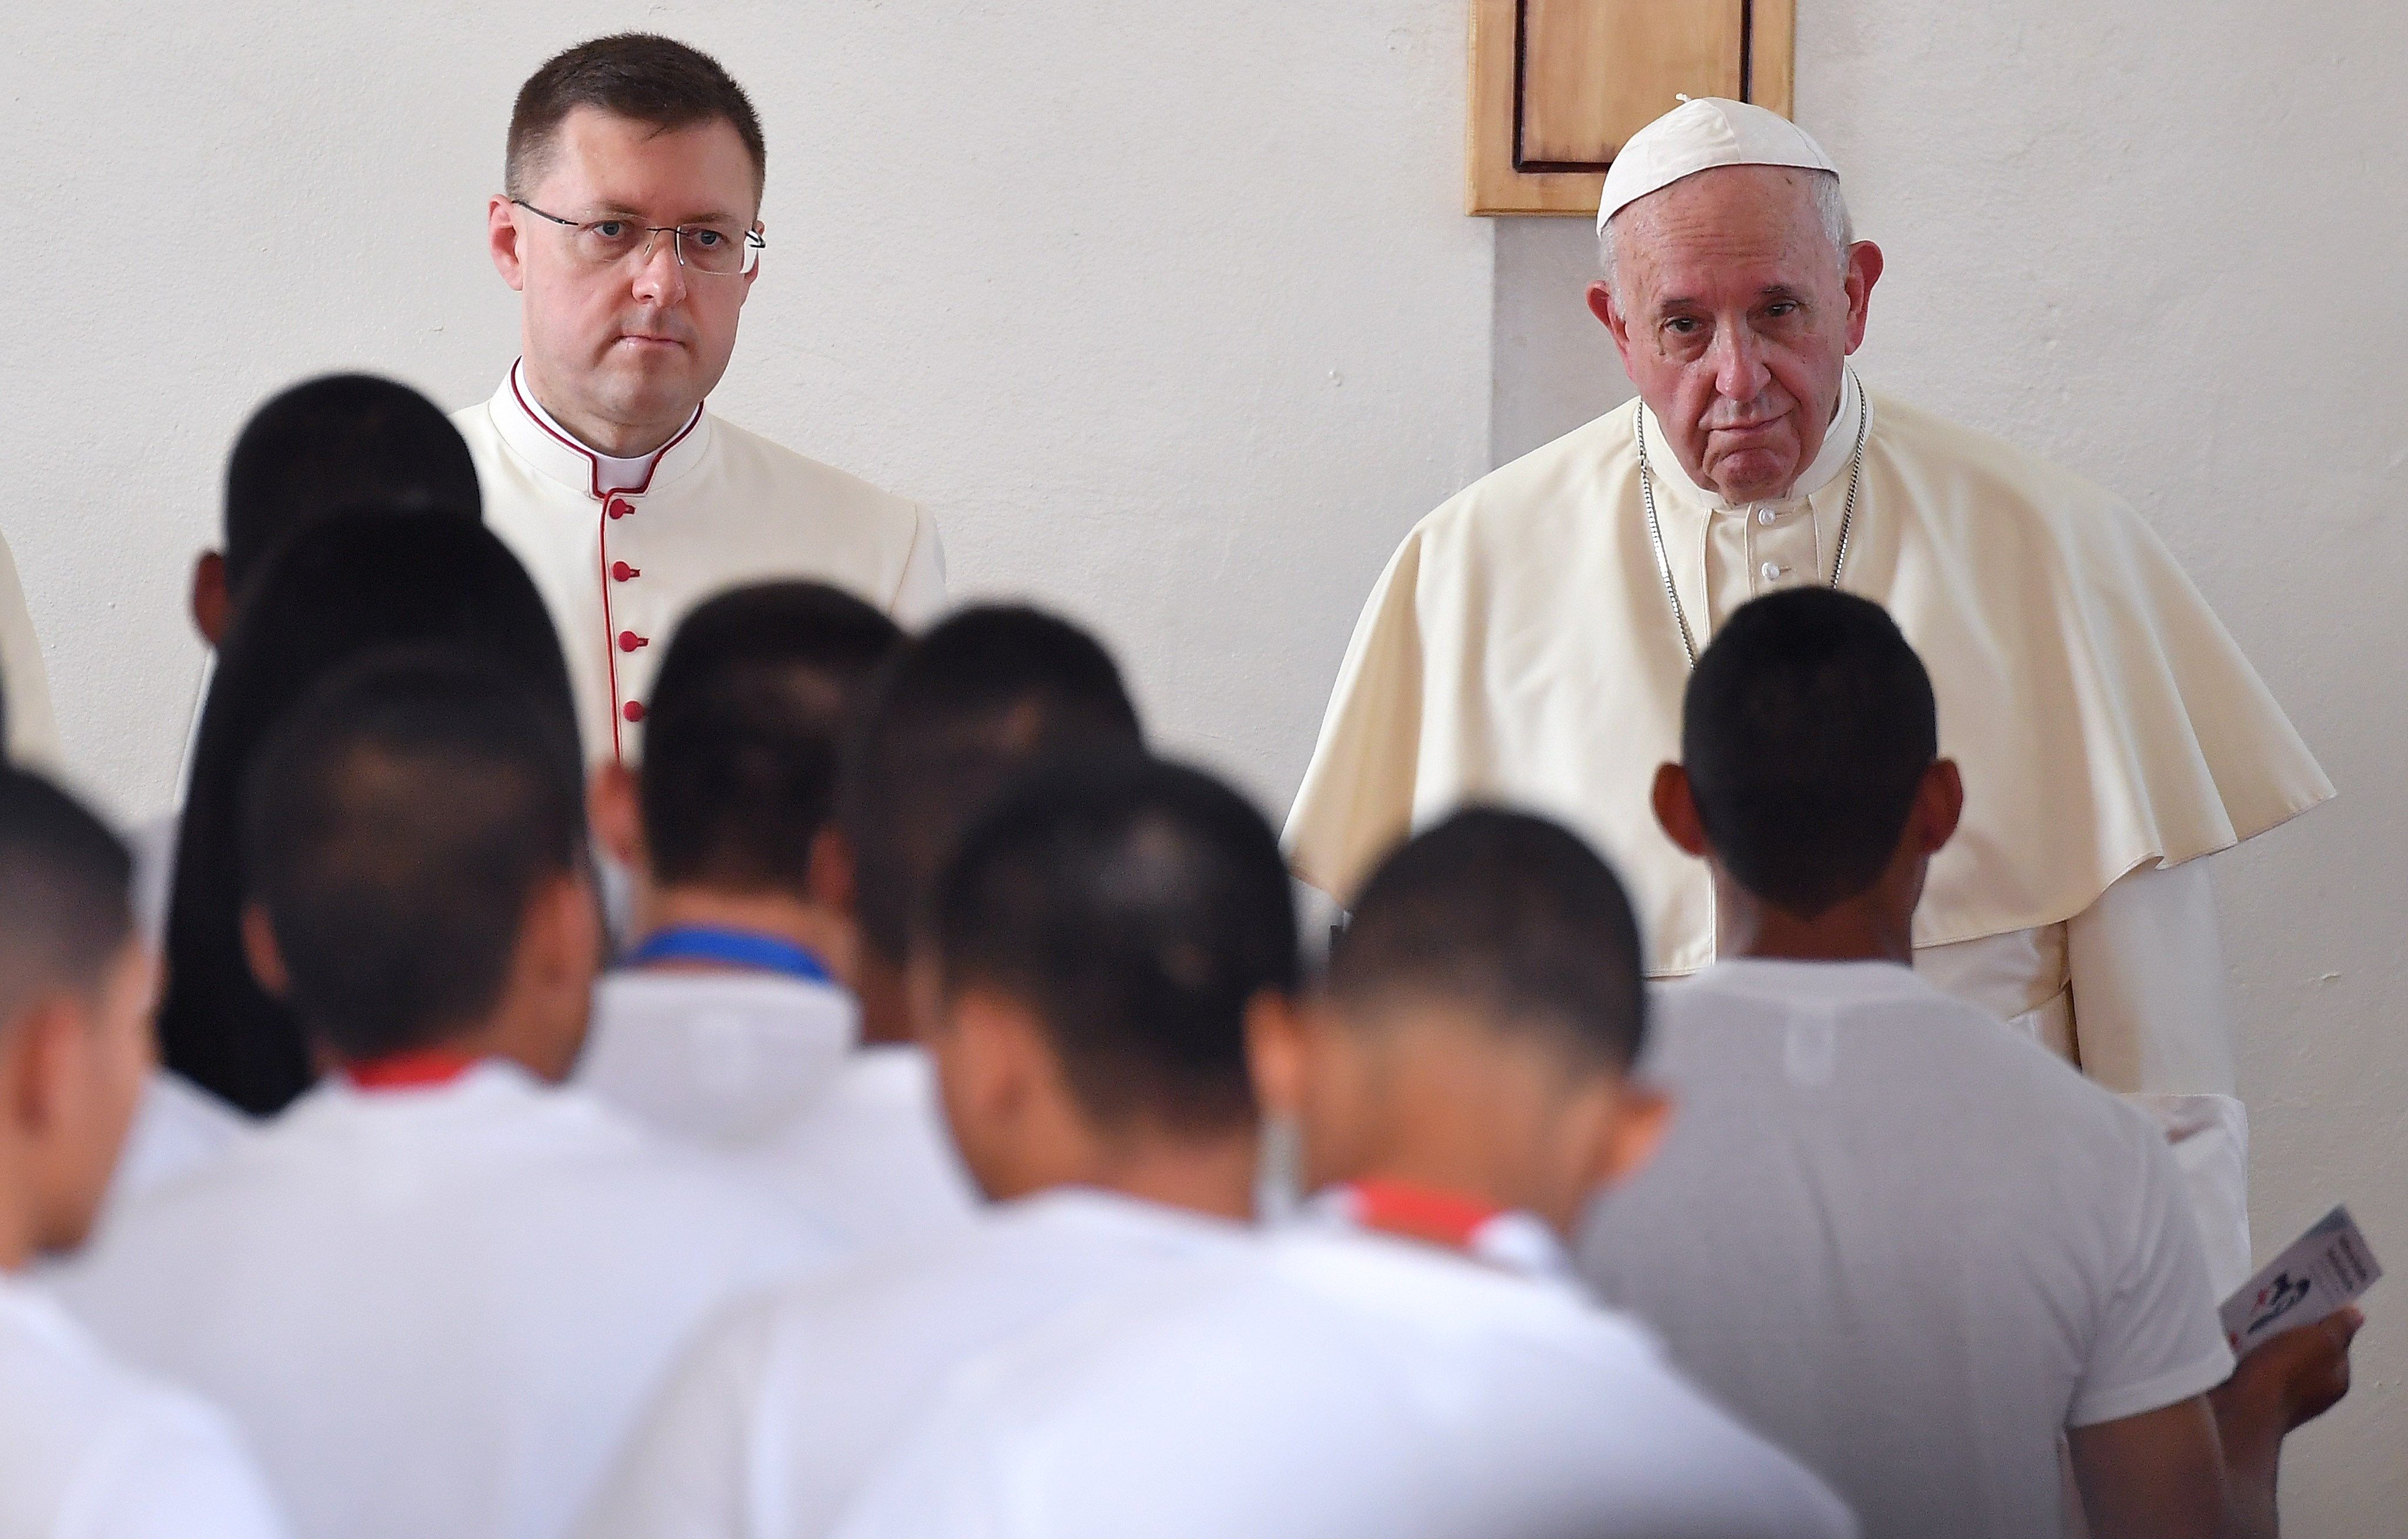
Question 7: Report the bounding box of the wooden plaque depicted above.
[1469,0,1797,216]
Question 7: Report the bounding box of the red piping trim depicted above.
[506,360,701,763]
[342,1049,483,1091]
[1342,1180,1505,1253]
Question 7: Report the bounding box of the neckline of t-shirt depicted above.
[1694,955,1928,1004]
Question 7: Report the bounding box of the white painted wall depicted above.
[4,0,2399,1527]
[1490,4,2407,1528]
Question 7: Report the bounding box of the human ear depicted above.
[587,763,645,873]
[929,989,1048,1201]
[1244,993,1312,1124]
[240,904,290,999]
[1842,241,1884,354]
[1651,763,1712,857]
[1912,759,1965,856]
[1590,1082,1672,1192]
[805,826,857,914]
[189,552,230,649]
[488,196,528,291]
[1588,279,1639,373]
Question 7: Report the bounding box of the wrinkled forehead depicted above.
[1611,165,1840,294]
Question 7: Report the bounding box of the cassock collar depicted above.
[493,360,713,502]
[1307,1183,1578,1284]
[1638,366,1868,513]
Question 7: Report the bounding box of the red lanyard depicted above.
[341,1049,483,1092]
[1339,1180,1507,1254]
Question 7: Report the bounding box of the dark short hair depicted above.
[935,757,1292,1134]
[223,375,480,593]
[242,651,588,1064]
[506,34,765,202]
[159,513,575,1114]
[1682,589,1939,917]
[1330,809,1647,1070]
[641,582,904,897]
[841,606,1143,966]
[0,767,132,1027]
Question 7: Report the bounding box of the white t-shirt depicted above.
[577,970,858,1147]
[0,1270,287,1539]
[747,1044,979,1248]
[576,1189,1248,1539]
[830,1220,1856,1539]
[99,1073,248,1214]
[1580,959,2234,1539]
[54,1061,836,1539]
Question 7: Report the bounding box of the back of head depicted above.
[641,582,903,897]
[161,512,574,1113]
[507,34,765,202]
[1681,589,1938,917]
[1330,809,1647,1071]
[223,375,481,593]
[242,651,587,1064]
[0,766,132,1029]
[935,757,1295,1134]
[843,605,1143,966]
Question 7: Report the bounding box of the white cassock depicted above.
[99,1071,249,1212]
[1582,960,2233,1539]
[53,1061,836,1539]
[574,1190,1245,1539]
[828,1211,1857,1539]
[0,525,59,767]
[0,1270,289,1539]
[575,972,978,1247]
[1285,376,2332,1294]
[454,363,948,766]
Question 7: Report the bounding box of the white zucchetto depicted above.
[1597,96,1838,231]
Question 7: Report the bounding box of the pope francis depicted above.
[456,35,946,766]
[1284,98,2330,1294]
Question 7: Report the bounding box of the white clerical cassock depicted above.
[1286,372,2332,1294]
[455,365,947,765]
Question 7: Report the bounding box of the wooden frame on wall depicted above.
[1468,0,1797,216]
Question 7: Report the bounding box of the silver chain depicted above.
[1637,373,1870,669]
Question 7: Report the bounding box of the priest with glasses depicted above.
[459,34,946,766]
[1286,98,2332,1295]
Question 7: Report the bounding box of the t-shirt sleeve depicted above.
[66,1393,290,1539]
[567,1300,779,1539]
[2066,1114,2237,1427]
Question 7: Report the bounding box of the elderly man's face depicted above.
[1590,166,1881,505]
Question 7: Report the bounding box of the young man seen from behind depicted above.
[577,755,1293,1539]
[59,653,833,1539]
[1582,587,2356,1539]
[0,766,289,1539]
[830,809,1854,1539]
[581,582,902,1152]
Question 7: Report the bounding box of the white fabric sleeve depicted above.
[0,525,61,769]
[2065,1114,2236,1428]
[63,1395,290,1539]
[888,505,949,630]
[569,1302,778,1539]
[2065,860,2253,1297]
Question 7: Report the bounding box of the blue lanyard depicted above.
[620,925,832,985]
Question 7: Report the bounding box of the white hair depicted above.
[1598,168,1852,308]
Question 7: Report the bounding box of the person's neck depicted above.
[519,359,690,460]
[1063,1130,1259,1223]
[851,947,917,1047]
[1715,873,1915,966]
[633,886,852,984]
[0,1181,36,1273]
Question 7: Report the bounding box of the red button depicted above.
[622,701,646,723]
[610,561,640,582]
[618,631,648,652]
[606,497,634,520]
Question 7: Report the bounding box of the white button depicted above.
[1757,508,1777,526]
[1760,561,1784,582]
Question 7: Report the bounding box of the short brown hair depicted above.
[506,34,765,202]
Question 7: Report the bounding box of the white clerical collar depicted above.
[500,359,708,500]
[1640,366,1867,512]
